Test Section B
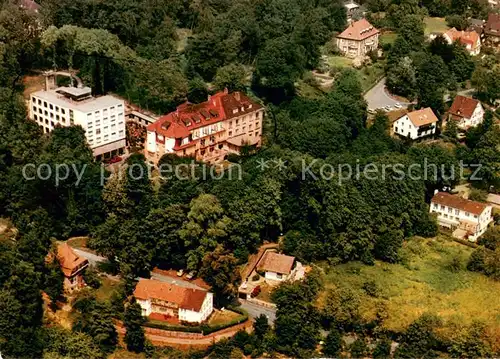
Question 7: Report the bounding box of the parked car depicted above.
[384,105,392,111]
[368,108,376,114]
[251,285,261,298]
[186,271,196,280]
[394,103,402,109]
[104,156,122,164]
[176,269,184,277]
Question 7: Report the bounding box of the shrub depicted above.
[251,274,260,281]
[362,280,380,297]
[83,266,102,289]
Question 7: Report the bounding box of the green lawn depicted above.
[318,236,500,341]
[424,17,450,35]
[359,61,385,92]
[94,277,121,302]
[325,55,353,68]
[379,32,397,46]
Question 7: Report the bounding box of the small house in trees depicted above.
[257,252,297,282]
[484,13,500,44]
[336,19,379,58]
[134,278,213,324]
[443,28,481,55]
[447,95,484,130]
[392,108,438,140]
[430,192,493,242]
[56,243,89,292]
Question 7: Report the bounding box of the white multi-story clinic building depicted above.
[430,191,493,242]
[28,73,126,159]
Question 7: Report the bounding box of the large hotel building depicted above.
[28,73,126,159]
[145,89,264,165]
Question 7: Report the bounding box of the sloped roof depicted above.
[134,278,208,312]
[449,95,480,120]
[444,28,480,47]
[257,252,295,275]
[405,108,439,127]
[337,18,379,41]
[147,90,262,140]
[485,13,500,37]
[57,243,88,277]
[431,192,489,216]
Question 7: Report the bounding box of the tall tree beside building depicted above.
[124,301,146,353]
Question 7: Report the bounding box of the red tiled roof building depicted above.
[134,278,213,324]
[145,89,264,165]
[336,19,379,58]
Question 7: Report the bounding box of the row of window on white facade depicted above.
[432,203,478,219]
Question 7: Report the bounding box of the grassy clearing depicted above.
[208,309,242,326]
[256,282,274,303]
[359,61,385,92]
[66,236,89,250]
[325,55,353,68]
[94,276,121,302]
[176,28,192,52]
[319,236,500,340]
[424,17,449,35]
[380,32,397,46]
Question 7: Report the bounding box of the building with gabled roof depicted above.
[485,13,500,43]
[430,192,493,241]
[134,278,213,323]
[55,243,89,292]
[447,95,484,130]
[145,89,264,165]
[392,107,438,140]
[257,252,296,282]
[336,19,379,58]
[443,28,481,55]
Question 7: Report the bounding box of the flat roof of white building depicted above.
[31,88,124,113]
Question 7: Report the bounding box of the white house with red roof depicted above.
[447,95,484,130]
[134,278,213,324]
[336,19,379,58]
[54,243,89,292]
[430,192,493,241]
[443,28,481,55]
[145,89,264,165]
[392,108,438,140]
[257,252,297,282]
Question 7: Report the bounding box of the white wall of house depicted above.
[392,115,436,140]
[430,202,492,241]
[178,293,214,323]
[137,298,152,317]
[264,271,289,281]
[29,93,126,156]
[456,103,485,129]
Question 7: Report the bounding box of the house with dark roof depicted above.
[447,95,484,130]
[430,192,493,241]
[485,13,500,44]
[392,108,438,140]
[336,19,379,58]
[134,278,213,323]
[145,89,264,165]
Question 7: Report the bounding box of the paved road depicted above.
[150,271,205,291]
[364,77,411,110]
[240,300,276,324]
[72,248,106,266]
[71,246,206,291]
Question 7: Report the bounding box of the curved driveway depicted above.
[364,77,411,110]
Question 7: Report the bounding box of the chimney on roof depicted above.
[234,91,241,101]
[224,87,229,94]
[208,94,211,101]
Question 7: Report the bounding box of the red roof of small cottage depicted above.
[337,19,379,41]
[56,243,88,277]
[449,95,480,120]
[257,252,295,275]
[134,278,208,312]
[444,28,480,48]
